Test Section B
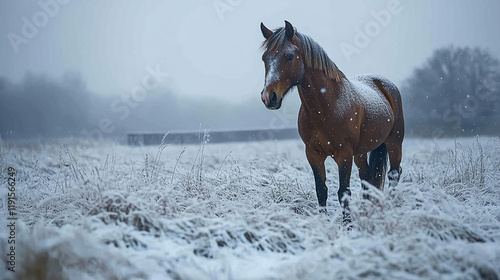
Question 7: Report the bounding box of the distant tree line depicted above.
[0,72,97,139]
[403,46,500,137]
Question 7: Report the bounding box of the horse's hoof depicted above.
[345,223,353,231]
[342,213,352,229]
[388,168,402,188]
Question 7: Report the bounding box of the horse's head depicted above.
[260,20,304,110]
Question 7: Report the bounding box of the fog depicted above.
[0,71,300,139]
[1,0,500,140]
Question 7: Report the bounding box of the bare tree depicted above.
[403,46,500,136]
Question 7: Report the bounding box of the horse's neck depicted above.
[297,69,346,115]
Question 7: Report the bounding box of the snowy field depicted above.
[1,136,499,280]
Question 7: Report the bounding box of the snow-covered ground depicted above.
[1,136,499,279]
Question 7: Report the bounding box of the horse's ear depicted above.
[260,22,273,39]
[284,20,295,40]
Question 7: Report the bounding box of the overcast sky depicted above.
[1,0,500,104]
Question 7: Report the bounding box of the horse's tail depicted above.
[368,143,388,189]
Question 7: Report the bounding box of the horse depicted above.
[259,21,404,223]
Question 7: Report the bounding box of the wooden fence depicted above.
[127,128,300,146]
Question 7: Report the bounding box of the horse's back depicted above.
[348,75,396,120]
[344,74,404,153]
[351,74,403,119]
[349,74,404,145]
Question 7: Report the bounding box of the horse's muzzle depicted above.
[262,90,281,110]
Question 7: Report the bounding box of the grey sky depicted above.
[1,0,500,104]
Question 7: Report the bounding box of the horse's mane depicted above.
[262,27,345,82]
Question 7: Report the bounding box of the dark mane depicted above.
[262,27,345,82]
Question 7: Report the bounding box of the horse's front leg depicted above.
[335,151,353,224]
[306,147,328,212]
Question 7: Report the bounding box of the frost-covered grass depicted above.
[1,136,499,280]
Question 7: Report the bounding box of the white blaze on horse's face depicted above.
[261,44,304,110]
[261,55,280,107]
[264,56,280,90]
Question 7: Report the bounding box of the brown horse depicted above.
[259,21,404,223]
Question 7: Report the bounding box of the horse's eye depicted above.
[287,54,294,61]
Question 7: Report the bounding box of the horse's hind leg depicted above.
[354,154,371,199]
[385,136,403,188]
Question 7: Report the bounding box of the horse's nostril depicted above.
[271,91,278,103]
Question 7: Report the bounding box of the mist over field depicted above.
[0,72,299,140]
